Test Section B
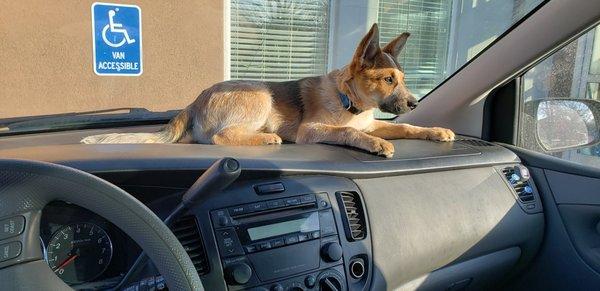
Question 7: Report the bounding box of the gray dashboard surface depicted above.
[355,167,544,290]
[0,126,518,177]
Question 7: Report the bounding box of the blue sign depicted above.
[92,2,142,76]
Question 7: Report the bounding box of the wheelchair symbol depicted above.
[101,8,136,48]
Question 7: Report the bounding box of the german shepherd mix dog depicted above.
[82,24,454,157]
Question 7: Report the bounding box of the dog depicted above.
[81,23,455,158]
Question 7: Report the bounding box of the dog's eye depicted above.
[384,76,394,84]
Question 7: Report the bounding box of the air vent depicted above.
[501,167,535,203]
[337,191,367,241]
[457,138,494,147]
[171,215,210,275]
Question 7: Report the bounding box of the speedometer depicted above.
[46,223,113,284]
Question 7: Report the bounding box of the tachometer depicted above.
[46,223,113,284]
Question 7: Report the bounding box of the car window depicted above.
[230,0,544,118]
[1,0,544,132]
[519,23,600,168]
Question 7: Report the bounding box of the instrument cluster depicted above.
[40,201,141,289]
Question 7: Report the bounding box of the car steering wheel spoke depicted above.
[0,210,45,269]
[0,206,71,290]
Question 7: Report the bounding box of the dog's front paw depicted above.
[262,133,283,145]
[426,127,455,142]
[367,137,395,158]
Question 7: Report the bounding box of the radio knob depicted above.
[305,274,317,288]
[217,215,229,226]
[225,263,252,285]
[318,272,344,291]
[321,242,343,262]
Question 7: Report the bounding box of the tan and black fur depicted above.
[82,24,455,157]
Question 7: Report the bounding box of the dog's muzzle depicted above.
[379,95,418,115]
[407,99,418,110]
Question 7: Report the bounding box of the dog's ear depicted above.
[382,32,410,58]
[350,23,381,71]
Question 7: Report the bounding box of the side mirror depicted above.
[527,99,600,152]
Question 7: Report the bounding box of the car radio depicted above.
[211,193,346,290]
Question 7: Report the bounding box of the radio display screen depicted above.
[247,212,319,241]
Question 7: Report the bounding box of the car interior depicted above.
[1,0,600,290]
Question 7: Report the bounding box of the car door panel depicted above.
[503,146,600,290]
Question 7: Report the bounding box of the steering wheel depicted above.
[0,159,203,291]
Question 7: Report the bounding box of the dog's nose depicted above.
[408,100,418,110]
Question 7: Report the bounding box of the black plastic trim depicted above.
[482,79,520,144]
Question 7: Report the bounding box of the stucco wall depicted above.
[0,0,225,118]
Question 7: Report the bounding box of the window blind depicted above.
[378,0,452,97]
[230,0,330,81]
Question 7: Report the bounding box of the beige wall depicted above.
[0,0,225,118]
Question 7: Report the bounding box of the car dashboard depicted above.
[0,125,545,290]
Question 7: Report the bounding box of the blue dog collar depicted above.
[338,92,362,115]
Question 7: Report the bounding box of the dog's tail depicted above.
[80,108,193,144]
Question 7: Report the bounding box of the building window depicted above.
[230,0,330,81]
[377,0,453,98]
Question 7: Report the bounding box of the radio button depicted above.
[305,275,317,288]
[217,216,230,227]
[319,210,337,237]
[317,193,331,209]
[217,229,244,257]
[300,194,316,203]
[212,209,231,227]
[285,197,302,206]
[248,202,267,213]
[245,245,258,253]
[255,182,285,195]
[271,238,285,248]
[321,242,343,262]
[229,205,249,216]
[258,241,272,250]
[225,262,253,285]
[298,233,310,242]
[285,235,299,245]
[266,199,285,209]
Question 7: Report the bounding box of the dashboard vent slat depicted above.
[337,191,367,241]
[171,215,210,275]
[501,166,535,204]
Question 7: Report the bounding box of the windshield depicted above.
[1,0,544,132]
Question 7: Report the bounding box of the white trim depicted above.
[91,2,143,76]
[223,0,231,80]
[326,0,338,72]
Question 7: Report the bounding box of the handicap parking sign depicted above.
[92,2,142,76]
